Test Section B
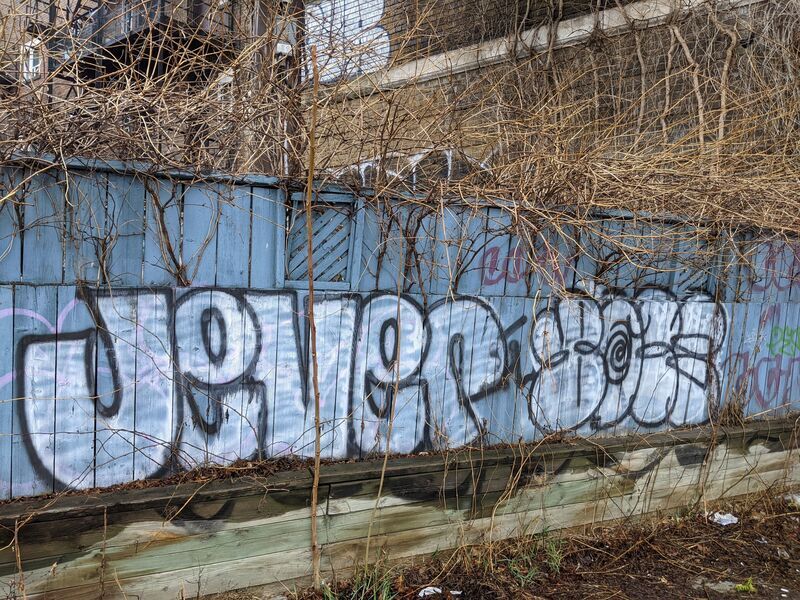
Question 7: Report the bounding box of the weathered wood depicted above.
[1,419,793,526]
[0,287,12,500]
[53,286,96,491]
[0,481,323,571]
[214,186,251,287]
[105,173,146,287]
[21,171,64,284]
[2,161,800,512]
[8,442,794,579]
[32,461,785,600]
[11,285,59,498]
[0,421,795,599]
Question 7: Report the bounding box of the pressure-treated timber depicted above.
[0,420,795,599]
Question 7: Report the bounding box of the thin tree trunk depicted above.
[306,45,322,591]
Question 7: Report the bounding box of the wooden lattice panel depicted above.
[286,202,352,283]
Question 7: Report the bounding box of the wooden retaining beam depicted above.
[0,420,797,599]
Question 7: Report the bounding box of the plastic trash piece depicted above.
[709,512,739,526]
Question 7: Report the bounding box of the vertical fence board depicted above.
[425,297,456,450]
[143,179,181,287]
[454,207,486,296]
[265,291,305,457]
[64,172,107,285]
[510,295,538,443]
[430,206,462,296]
[106,174,146,287]
[205,289,252,464]
[174,287,212,467]
[741,300,769,418]
[250,186,283,289]
[0,169,23,283]
[391,293,425,454]
[183,184,221,287]
[479,295,515,444]
[352,293,375,458]
[405,208,437,296]
[359,203,406,292]
[11,284,58,497]
[719,301,749,411]
[53,285,96,490]
[480,208,512,298]
[22,170,64,284]
[93,291,137,488]
[785,302,800,413]
[305,294,356,459]
[0,286,13,498]
[773,301,796,415]
[215,187,251,288]
[133,288,175,481]
[354,202,382,292]
[238,291,271,461]
[786,270,800,412]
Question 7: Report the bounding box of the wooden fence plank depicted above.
[93,292,137,488]
[182,184,221,287]
[142,178,181,287]
[21,170,64,284]
[214,186,251,287]
[132,289,176,481]
[53,286,96,491]
[0,285,13,498]
[105,174,146,287]
[174,287,212,467]
[64,172,106,285]
[249,186,284,289]
[0,168,23,283]
[11,285,58,497]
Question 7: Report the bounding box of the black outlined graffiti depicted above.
[526,288,727,433]
[13,286,728,494]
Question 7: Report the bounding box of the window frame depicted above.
[21,37,44,82]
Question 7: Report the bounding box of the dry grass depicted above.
[292,487,800,599]
[1,0,799,283]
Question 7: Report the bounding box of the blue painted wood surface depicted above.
[0,162,797,499]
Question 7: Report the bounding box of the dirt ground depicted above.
[284,490,800,600]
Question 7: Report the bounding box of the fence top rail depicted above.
[4,153,798,237]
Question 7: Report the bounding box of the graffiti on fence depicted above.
[480,243,567,289]
[528,289,727,431]
[724,303,800,411]
[751,241,800,294]
[5,286,727,492]
[769,325,800,358]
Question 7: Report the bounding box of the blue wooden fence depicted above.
[0,160,797,498]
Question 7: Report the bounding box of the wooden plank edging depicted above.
[0,418,795,525]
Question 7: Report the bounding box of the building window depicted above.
[21,38,43,81]
[215,68,234,101]
[304,0,389,83]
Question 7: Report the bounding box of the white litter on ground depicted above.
[709,512,739,526]
[418,587,442,597]
[785,494,800,509]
